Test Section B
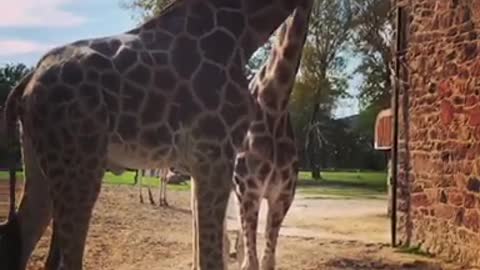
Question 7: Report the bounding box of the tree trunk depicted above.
[308,103,322,180]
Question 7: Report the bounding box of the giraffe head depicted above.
[0,215,21,270]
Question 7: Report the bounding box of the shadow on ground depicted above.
[326,258,444,270]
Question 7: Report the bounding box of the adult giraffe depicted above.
[233,1,313,269]
[1,0,308,269]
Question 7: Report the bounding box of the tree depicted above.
[0,63,31,169]
[120,0,173,22]
[0,63,32,106]
[351,0,394,109]
[245,40,273,81]
[291,0,353,179]
[329,0,394,174]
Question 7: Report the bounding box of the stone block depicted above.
[412,193,431,208]
[448,190,464,206]
[464,209,480,232]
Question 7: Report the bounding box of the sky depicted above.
[0,0,360,118]
[0,0,136,65]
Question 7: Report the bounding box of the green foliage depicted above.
[347,103,388,171]
[299,0,353,107]
[289,0,354,178]
[356,103,383,138]
[0,63,31,169]
[0,63,32,106]
[306,0,395,175]
[298,44,350,114]
[351,0,393,109]
[245,40,273,80]
[355,53,391,108]
[120,0,173,22]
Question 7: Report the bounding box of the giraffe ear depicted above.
[0,215,21,270]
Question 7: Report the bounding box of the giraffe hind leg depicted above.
[38,125,107,270]
[10,135,53,270]
[46,161,105,270]
[45,221,61,269]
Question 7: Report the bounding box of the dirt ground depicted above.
[24,185,464,270]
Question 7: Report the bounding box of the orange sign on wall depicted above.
[374,109,393,151]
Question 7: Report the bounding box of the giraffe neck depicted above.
[130,0,304,67]
[252,1,313,114]
[241,0,302,58]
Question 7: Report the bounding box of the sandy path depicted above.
[226,193,389,243]
[16,185,463,270]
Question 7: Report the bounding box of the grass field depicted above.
[297,170,388,199]
[0,170,387,199]
[0,171,190,191]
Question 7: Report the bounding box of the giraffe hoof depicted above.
[160,203,169,207]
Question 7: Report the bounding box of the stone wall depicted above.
[396,0,480,267]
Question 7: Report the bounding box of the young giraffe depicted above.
[137,168,179,206]
[1,1,307,269]
[137,168,164,205]
[233,2,313,270]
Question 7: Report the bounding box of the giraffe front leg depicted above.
[147,186,156,206]
[236,191,261,270]
[234,229,244,267]
[223,218,230,268]
[191,162,232,270]
[138,170,145,204]
[260,191,295,270]
[163,178,169,207]
[159,177,168,207]
[191,179,199,270]
[158,176,163,207]
[230,194,244,266]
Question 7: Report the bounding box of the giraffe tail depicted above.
[0,72,32,270]
[3,71,33,222]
